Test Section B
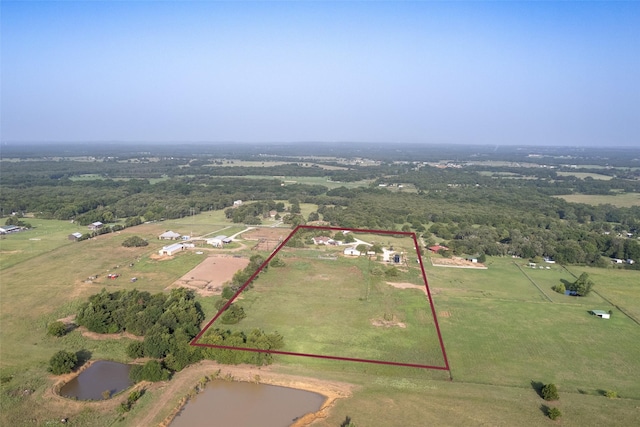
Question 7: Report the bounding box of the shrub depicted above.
[129,360,170,382]
[126,342,145,358]
[48,350,78,375]
[604,390,618,399]
[547,407,562,420]
[47,321,67,337]
[122,236,148,247]
[551,283,566,294]
[541,383,559,401]
[270,257,286,268]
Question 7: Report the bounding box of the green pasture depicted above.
[0,218,81,270]
[556,171,613,180]
[553,193,640,207]
[567,266,640,323]
[220,253,446,368]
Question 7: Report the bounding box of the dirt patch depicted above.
[439,311,452,318]
[371,318,406,329]
[430,256,487,269]
[77,327,143,341]
[242,227,289,241]
[168,255,250,296]
[386,282,427,295]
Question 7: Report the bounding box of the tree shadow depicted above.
[560,279,573,287]
[539,404,550,417]
[340,416,354,427]
[531,380,544,398]
[596,389,607,396]
[75,349,92,368]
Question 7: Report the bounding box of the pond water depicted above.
[170,380,326,427]
[60,360,132,400]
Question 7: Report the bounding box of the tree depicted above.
[48,350,78,375]
[541,383,559,401]
[47,321,67,337]
[122,236,148,247]
[547,407,561,420]
[129,360,170,382]
[551,283,565,294]
[571,272,594,296]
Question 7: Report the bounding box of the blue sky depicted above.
[1,1,638,146]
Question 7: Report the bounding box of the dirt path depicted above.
[129,361,354,427]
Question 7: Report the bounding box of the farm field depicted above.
[556,171,613,180]
[553,192,640,208]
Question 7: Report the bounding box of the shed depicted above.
[88,222,103,230]
[68,232,83,241]
[159,230,181,240]
[589,310,610,319]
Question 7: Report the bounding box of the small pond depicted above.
[170,380,325,427]
[60,360,132,400]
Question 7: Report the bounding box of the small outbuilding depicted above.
[589,310,610,319]
[88,222,103,231]
[68,232,83,241]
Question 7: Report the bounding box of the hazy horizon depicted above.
[2,1,638,147]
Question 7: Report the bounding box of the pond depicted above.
[170,380,326,427]
[59,360,132,400]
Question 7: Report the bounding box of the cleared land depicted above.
[553,192,640,208]
[168,255,249,296]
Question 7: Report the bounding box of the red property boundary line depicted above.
[191,225,451,373]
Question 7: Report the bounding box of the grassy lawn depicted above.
[553,193,640,207]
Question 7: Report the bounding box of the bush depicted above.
[541,383,559,401]
[48,350,78,375]
[604,390,618,399]
[547,407,562,420]
[122,236,148,247]
[551,283,566,294]
[47,321,67,337]
[270,257,286,268]
[126,341,145,358]
[129,360,170,382]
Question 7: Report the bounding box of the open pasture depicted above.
[217,248,447,369]
[0,218,81,270]
[556,171,613,180]
[553,192,640,207]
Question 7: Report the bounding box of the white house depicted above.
[88,221,103,231]
[233,200,243,207]
[343,247,361,257]
[159,243,185,256]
